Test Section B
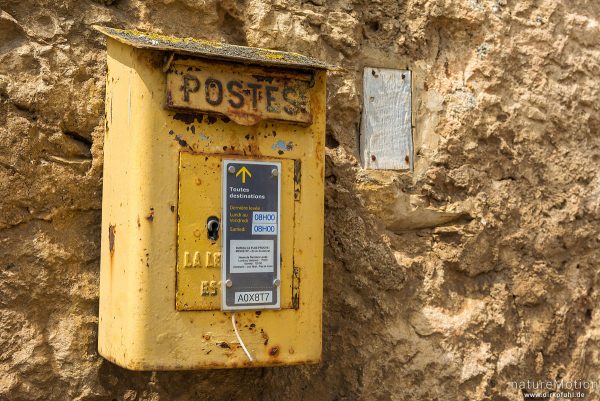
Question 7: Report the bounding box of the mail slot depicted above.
[95,26,328,370]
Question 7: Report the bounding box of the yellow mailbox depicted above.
[95,26,328,370]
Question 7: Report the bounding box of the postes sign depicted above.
[166,60,313,126]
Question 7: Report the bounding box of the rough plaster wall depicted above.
[0,0,599,400]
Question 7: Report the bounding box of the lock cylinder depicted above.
[207,216,220,241]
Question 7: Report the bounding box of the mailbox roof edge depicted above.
[93,25,336,71]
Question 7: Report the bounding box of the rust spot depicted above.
[371,154,377,161]
[108,224,116,254]
[171,133,194,152]
[217,342,230,349]
[294,160,302,184]
[253,75,275,83]
[148,52,164,69]
[146,208,154,222]
[227,108,262,125]
[269,346,279,356]
[175,135,188,147]
[261,329,269,345]
[294,160,302,201]
[170,205,175,213]
[173,112,203,124]
[405,155,410,164]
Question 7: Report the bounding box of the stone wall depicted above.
[1,0,599,400]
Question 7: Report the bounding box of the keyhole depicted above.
[207,216,220,241]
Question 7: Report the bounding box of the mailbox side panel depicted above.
[98,40,155,369]
[284,69,326,364]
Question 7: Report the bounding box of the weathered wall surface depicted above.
[1,0,599,400]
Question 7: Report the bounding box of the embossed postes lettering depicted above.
[166,61,313,126]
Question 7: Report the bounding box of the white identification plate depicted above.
[235,291,273,304]
[230,240,274,273]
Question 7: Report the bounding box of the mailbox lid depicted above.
[93,25,333,71]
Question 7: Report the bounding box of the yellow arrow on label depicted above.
[236,166,252,184]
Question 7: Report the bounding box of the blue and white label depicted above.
[252,224,276,235]
[252,212,277,236]
[252,212,277,223]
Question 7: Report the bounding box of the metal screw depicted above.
[225,279,233,288]
[228,165,236,174]
[273,278,281,287]
[271,168,279,177]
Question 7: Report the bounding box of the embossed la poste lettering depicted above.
[201,280,220,296]
[166,62,312,125]
[183,251,221,268]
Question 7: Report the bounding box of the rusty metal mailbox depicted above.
[95,26,328,370]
